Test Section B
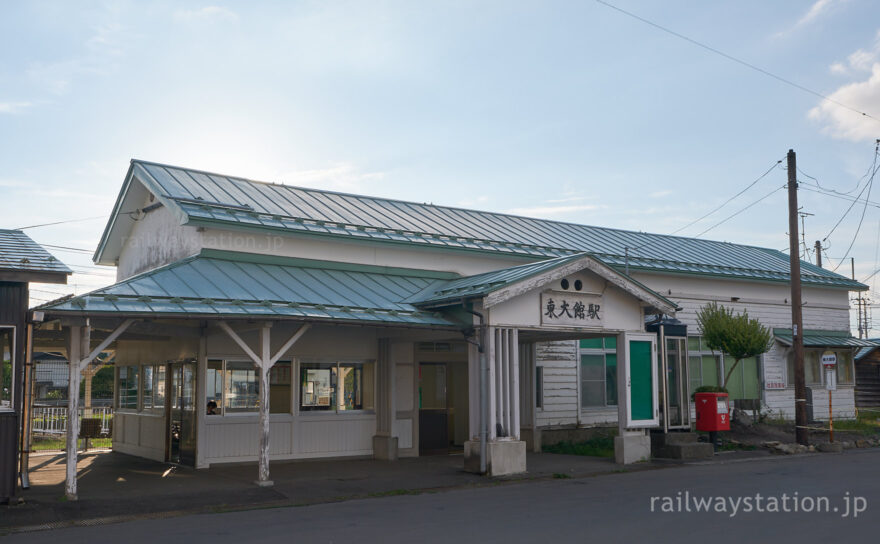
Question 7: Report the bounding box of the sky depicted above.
[1,0,880,333]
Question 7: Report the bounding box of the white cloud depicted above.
[279,163,385,193]
[649,190,672,198]
[796,0,836,27]
[810,30,880,141]
[26,18,127,96]
[505,204,602,217]
[545,196,586,204]
[775,0,841,38]
[174,6,238,23]
[0,101,32,114]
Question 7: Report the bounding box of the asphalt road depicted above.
[9,449,880,544]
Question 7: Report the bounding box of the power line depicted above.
[695,185,785,238]
[16,215,109,230]
[830,146,880,271]
[594,0,880,124]
[40,243,94,254]
[669,158,783,236]
[798,184,880,209]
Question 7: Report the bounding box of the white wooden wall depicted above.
[534,274,856,428]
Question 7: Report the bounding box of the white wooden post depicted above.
[65,325,86,500]
[218,321,310,487]
[257,324,272,485]
[487,326,496,440]
[510,328,520,440]
[65,318,134,500]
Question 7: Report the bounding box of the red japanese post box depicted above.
[695,392,730,432]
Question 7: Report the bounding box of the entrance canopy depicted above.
[408,252,678,336]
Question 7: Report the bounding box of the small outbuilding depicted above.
[0,229,70,502]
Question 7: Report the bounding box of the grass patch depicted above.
[543,436,615,458]
[31,437,112,451]
[833,413,880,436]
[368,489,422,498]
[552,473,572,479]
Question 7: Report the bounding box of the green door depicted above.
[630,340,654,421]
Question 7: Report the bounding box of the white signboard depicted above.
[825,368,837,391]
[540,292,603,327]
[821,351,837,368]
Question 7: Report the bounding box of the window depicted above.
[0,327,14,409]
[579,337,617,408]
[535,366,544,409]
[688,336,760,400]
[226,361,258,413]
[300,361,375,412]
[118,366,139,409]
[142,364,166,411]
[787,349,855,387]
[205,360,292,415]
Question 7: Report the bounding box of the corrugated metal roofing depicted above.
[406,252,676,311]
[37,250,459,327]
[112,160,864,290]
[773,329,877,348]
[0,229,71,275]
[409,254,587,304]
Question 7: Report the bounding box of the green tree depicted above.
[696,303,773,387]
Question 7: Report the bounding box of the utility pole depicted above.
[787,149,808,446]
[815,240,822,268]
[799,211,813,259]
[851,258,870,339]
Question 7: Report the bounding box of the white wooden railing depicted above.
[32,406,113,436]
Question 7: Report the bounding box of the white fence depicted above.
[32,406,113,436]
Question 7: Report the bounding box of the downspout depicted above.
[463,301,488,475]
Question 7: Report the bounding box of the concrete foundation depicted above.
[614,433,651,464]
[464,440,527,476]
[372,435,399,461]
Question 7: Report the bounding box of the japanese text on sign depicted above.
[540,292,604,327]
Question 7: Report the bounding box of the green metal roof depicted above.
[773,329,877,348]
[0,229,71,276]
[95,160,866,290]
[406,252,677,311]
[36,250,460,327]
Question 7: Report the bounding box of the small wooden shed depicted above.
[0,229,70,502]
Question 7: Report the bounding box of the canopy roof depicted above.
[407,252,677,313]
[773,329,878,348]
[93,160,866,291]
[0,229,71,283]
[37,249,675,326]
[37,250,460,328]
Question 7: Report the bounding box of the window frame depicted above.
[578,337,618,410]
[116,364,140,411]
[206,359,294,417]
[785,348,856,388]
[296,359,376,415]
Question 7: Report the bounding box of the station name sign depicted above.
[540,291,604,327]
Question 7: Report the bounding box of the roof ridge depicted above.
[130,159,781,253]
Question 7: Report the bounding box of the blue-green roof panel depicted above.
[121,160,865,290]
[36,251,459,327]
[773,329,878,348]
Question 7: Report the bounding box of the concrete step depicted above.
[654,443,715,460]
[651,431,698,447]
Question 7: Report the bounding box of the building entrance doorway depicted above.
[167,361,195,465]
[663,337,691,430]
[418,361,468,454]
